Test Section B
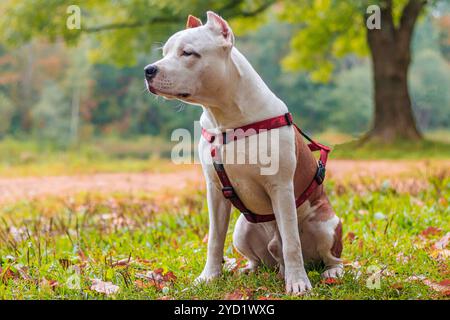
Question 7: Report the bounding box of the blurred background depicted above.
[0,1,449,300]
[0,0,449,175]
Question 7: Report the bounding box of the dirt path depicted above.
[0,160,448,204]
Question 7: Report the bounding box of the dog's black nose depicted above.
[144,65,158,80]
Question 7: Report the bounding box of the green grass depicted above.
[331,139,450,159]
[0,174,448,300]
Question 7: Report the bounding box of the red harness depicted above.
[201,113,330,223]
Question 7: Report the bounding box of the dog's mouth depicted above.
[147,85,191,99]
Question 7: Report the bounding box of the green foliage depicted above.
[279,0,368,81]
[328,63,372,134]
[410,50,450,130]
[0,0,273,66]
[277,0,444,82]
[0,93,14,138]
[31,81,72,144]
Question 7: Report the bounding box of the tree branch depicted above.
[83,1,275,33]
[399,0,427,34]
[84,16,179,33]
[397,0,427,55]
[239,0,275,17]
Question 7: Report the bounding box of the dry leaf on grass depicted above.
[135,269,177,290]
[321,278,342,285]
[1,265,32,283]
[420,226,442,237]
[428,232,450,263]
[223,256,246,273]
[0,266,16,283]
[223,256,237,272]
[390,282,404,290]
[90,278,120,295]
[134,279,152,289]
[423,279,450,296]
[40,278,59,289]
[112,258,133,267]
[396,252,411,264]
[407,275,450,296]
[257,296,282,300]
[434,232,450,250]
[429,249,450,263]
[346,232,356,243]
[224,288,254,300]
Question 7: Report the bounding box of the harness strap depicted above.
[202,113,330,223]
[213,162,276,223]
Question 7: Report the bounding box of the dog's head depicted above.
[144,11,235,106]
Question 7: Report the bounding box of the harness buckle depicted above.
[222,186,236,199]
[284,113,293,125]
[315,160,326,185]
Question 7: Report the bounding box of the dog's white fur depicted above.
[146,11,343,294]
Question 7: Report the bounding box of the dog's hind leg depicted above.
[233,215,277,273]
[307,209,343,279]
[318,216,344,279]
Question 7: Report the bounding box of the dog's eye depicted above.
[181,50,200,58]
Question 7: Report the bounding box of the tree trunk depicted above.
[364,0,424,142]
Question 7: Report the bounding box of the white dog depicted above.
[145,11,343,294]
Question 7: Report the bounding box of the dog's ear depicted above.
[206,11,234,47]
[186,15,203,29]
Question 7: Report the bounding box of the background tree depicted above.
[278,0,444,142]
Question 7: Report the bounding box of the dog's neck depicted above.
[199,47,288,131]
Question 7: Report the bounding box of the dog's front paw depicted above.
[194,270,221,285]
[285,270,312,295]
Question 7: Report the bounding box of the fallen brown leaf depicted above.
[407,275,450,296]
[163,271,177,282]
[321,278,342,285]
[15,265,31,281]
[40,277,59,290]
[438,197,448,207]
[112,258,133,267]
[257,296,282,300]
[0,266,16,283]
[90,278,120,295]
[135,269,177,291]
[346,232,356,243]
[434,232,450,250]
[134,279,152,289]
[423,279,450,296]
[224,289,245,300]
[420,226,442,237]
[429,249,450,263]
[390,282,403,290]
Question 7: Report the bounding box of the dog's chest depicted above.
[199,127,299,214]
